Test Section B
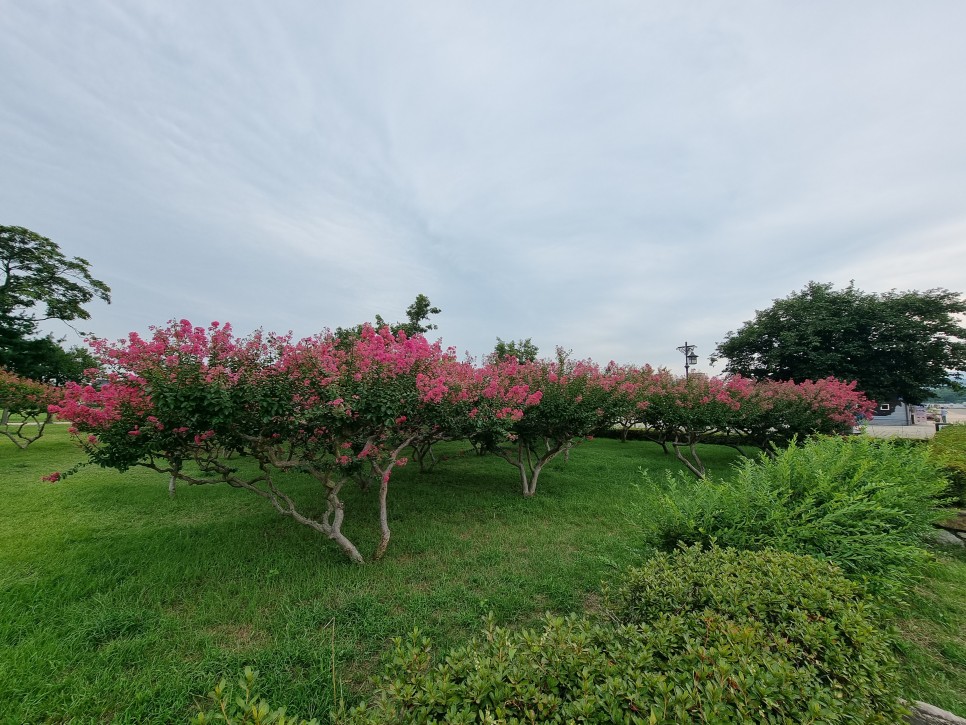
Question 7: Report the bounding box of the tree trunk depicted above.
[374,475,391,560]
[368,437,413,560]
[497,440,568,497]
[672,435,706,479]
[168,459,180,498]
[325,486,364,564]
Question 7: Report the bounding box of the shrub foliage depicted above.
[336,546,905,724]
[192,667,318,725]
[643,436,949,599]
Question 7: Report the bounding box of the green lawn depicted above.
[894,546,966,716]
[1,428,963,722]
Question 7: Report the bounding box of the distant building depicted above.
[872,399,903,420]
[870,400,927,425]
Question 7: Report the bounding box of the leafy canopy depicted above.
[491,336,539,363]
[715,281,966,404]
[0,226,111,330]
[335,293,440,341]
[1,225,110,381]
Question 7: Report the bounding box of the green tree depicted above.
[492,337,539,363]
[8,335,100,384]
[925,382,966,403]
[336,293,441,341]
[1,226,110,381]
[715,281,966,404]
[399,293,441,336]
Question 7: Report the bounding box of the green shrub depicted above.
[192,667,319,725]
[340,546,906,724]
[930,423,966,505]
[642,436,949,599]
[609,545,904,720]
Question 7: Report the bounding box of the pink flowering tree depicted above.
[1,368,62,448]
[640,374,755,478]
[404,356,526,471]
[735,377,875,452]
[487,358,618,497]
[50,321,454,563]
[608,364,651,442]
[610,365,681,453]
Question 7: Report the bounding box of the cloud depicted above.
[2,1,965,371]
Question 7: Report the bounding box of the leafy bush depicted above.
[642,436,949,599]
[192,667,318,725]
[608,545,904,720]
[339,546,905,724]
[930,423,966,505]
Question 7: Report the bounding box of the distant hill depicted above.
[926,385,966,403]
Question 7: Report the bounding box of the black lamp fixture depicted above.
[677,342,698,379]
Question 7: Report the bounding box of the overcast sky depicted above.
[3,2,965,372]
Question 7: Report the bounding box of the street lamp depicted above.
[677,342,698,379]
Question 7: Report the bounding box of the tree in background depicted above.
[6,335,99,385]
[1,226,110,382]
[715,281,966,404]
[399,293,441,336]
[0,368,62,447]
[336,293,441,341]
[491,337,539,363]
[925,381,966,403]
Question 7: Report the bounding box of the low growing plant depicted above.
[608,544,904,718]
[192,667,319,725]
[337,546,905,724]
[641,436,949,600]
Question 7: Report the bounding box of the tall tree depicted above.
[715,281,966,404]
[0,226,110,380]
[336,293,441,341]
[492,337,539,364]
[398,293,441,336]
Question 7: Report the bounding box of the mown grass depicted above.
[894,546,966,715]
[1,428,963,722]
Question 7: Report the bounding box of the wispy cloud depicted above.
[2,1,964,370]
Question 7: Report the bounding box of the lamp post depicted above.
[677,342,698,379]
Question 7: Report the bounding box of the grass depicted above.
[894,546,966,715]
[1,428,963,722]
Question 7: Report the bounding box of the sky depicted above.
[2,1,965,373]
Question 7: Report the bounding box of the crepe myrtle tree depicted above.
[733,377,876,453]
[637,373,756,479]
[50,320,460,563]
[608,364,677,449]
[404,355,535,473]
[0,368,62,448]
[487,358,619,497]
